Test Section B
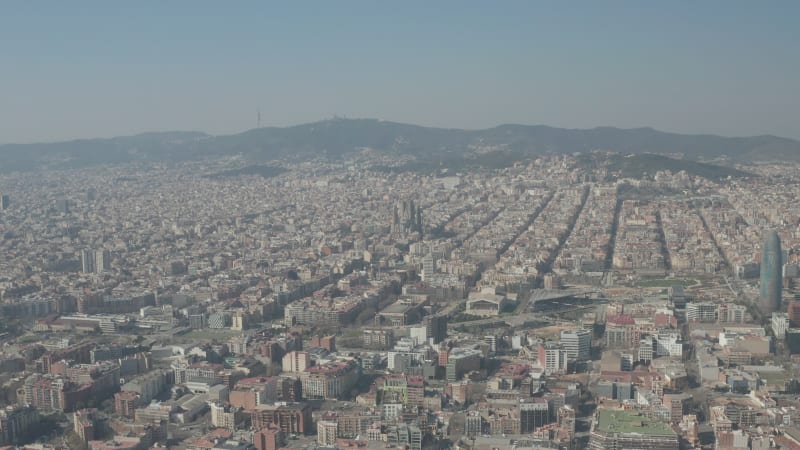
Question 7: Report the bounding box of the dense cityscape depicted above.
[0,152,799,450]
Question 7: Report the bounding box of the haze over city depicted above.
[1,3,800,450]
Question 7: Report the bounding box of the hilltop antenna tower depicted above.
[257,109,261,128]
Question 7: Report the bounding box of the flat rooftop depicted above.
[381,302,417,314]
[595,408,676,437]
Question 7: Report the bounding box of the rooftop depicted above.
[595,408,677,437]
[380,301,417,315]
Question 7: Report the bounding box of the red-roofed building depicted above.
[789,301,800,327]
[230,377,280,410]
[607,314,636,326]
[114,391,139,418]
[185,429,233,450]
[654,313,677,328]
[250,403,311,435]
[254,425,284,450]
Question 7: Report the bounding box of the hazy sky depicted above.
[1,1,798,143]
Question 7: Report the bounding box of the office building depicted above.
[445,348,482,382]
[95,249,110,273]
[686,302,717,323]
[668,285,687,308]
[718,303,747,324]
[560,329,591,362]
[759,230,783,315]
[424,314,448,344]
[81,249,95,274]
[638,336,655,363]
[537,343,568,375]
[0,405,39,446]
[520,400,550,433]
[421,253,434,281]
[282,351,310,373]
[189,314,206,330]
[655,330,683,357]
[772,312,789,340]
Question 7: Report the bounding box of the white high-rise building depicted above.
[638,336,655,363]
[421,253,434,281]
[686,302,717,322]
[560,329,591,362]
[483,335,497,353]
[282,351,310,373]
[772,312,789,340]
[81,249,95,273]
[95,249,110,273]
[720,303,747,323]
[317,419,338,445]
[655,330,683,357]
[209,401,240,430]
[538,343,568,375]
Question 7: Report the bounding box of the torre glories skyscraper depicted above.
[759,230,783,315]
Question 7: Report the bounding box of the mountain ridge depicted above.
[1,118,798,173]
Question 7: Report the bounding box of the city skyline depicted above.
[2,3,800,449]
[1,139,798,449]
